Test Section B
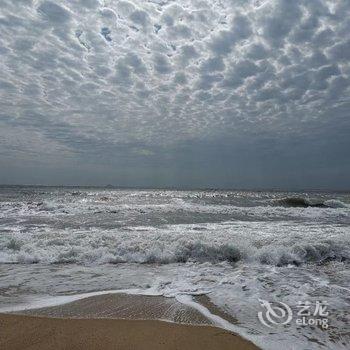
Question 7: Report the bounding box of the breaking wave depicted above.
[276,197,349,208]
[1,238,349,267]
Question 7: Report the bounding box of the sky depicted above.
[0,0,349,190]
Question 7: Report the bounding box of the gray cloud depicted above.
[129,9,150,30]
[0,0,349,189]
[38,1,71,23]
[153,53,172,74]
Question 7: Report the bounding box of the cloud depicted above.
[174,72,187,85]
[260,0,302,47]
[153,53,172,74]
[208,15,252,55]
[200,57,225,73]
[328,40,350,61]
[0,0,349,188]
[129,9,150,30]
[37,1,71,23]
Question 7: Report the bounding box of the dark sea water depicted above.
[0,186,349,349]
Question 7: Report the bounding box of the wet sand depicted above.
[0,314,259,350]
[0,293,259,350]
[12,293,210,324]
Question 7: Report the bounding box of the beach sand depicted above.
[0,294,259,350]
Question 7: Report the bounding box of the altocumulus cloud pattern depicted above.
[0,0,349,188]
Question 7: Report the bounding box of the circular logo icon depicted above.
[258,299,293,328]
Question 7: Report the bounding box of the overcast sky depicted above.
[0,0,349,190]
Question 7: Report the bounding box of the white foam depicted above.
[0,288,163,313]
[176,294,238,331]
[1,221,349,266]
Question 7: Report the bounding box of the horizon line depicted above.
[0,183,349,193]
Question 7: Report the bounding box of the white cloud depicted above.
[0,0,349,186]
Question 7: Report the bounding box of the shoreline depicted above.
[0,293,260,350]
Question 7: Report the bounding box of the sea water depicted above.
[0,186,349,349]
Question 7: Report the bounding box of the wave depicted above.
[2,199,349,225]
[276,197,349,208]
[1,239,349,267]
[257,241,350,266]
[323,199,349,208]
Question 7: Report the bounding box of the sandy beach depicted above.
[0,314,259,350]
[0,294,259,350]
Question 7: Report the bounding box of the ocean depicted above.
[0,186,349,349]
